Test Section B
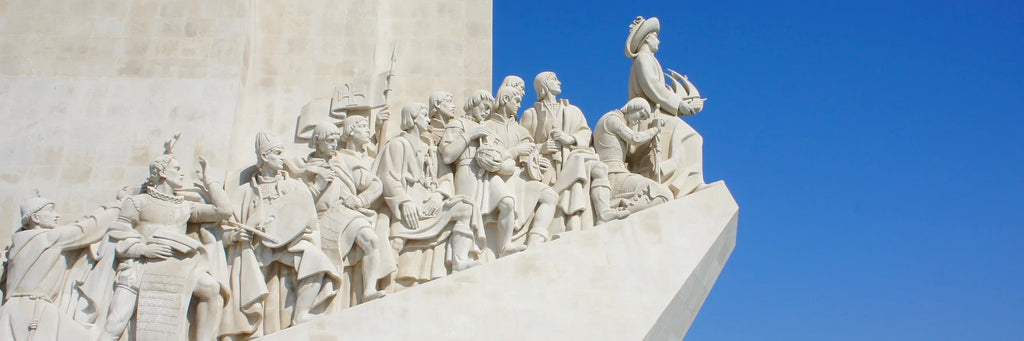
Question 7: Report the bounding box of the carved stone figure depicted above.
[486,85,559,246]
[625,16,709,197]
[500,75,526,95]
[440,90,524,256]
[99,136,232,341]
[374,103,481,288]
[299,121,388,306]
[519,72,628,232]
[0,193,120,341]
[426,91,457,144]
[221,132,340,339]
[593,98,673,212]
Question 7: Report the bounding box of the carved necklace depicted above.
[256,175,286,203]
[541,101,561,114]
[146,186,184,204]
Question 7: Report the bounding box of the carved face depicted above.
[646,33,660,52]
[469,101,492,122]
[414,107,430,131]
[439,95,456,119]
[544,74,562,96]
[261,147,286,171]
[349,119,371,145]
[316,133,341,155]
[161,158,186,189]
[627,106,651,125]
[31,204,59,229]
[503,93,522,118]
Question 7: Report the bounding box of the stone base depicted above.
[261,181,738,340]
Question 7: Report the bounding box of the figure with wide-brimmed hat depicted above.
[625,16,710,198]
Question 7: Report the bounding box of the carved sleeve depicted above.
[520,108,539,141]
[439,120,469,164]
[633,54,681,116]
[378,140,413,214]
[609,114,657,145]
[566,105,593,148]
[354,166,383,208]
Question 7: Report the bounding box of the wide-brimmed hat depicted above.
[625,16,660,58]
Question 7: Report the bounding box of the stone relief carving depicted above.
[0,16,714,340]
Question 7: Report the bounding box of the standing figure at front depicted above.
[626,16,709,197]
[0,193,120,341]
[440,90,523,257]
[375,103,480,289]
[100,136,231,341]
[221,132,340,339]
[520,72,628,232]
[300,120,388,308]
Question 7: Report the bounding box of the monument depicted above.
[0,2,734,339]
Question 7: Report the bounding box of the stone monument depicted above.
[0,4,734,339]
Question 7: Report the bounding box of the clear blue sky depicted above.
[494,1,1023,339]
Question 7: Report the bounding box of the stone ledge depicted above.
[261,181,738,340]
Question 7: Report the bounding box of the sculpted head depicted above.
[495,85,523,119]
[309,123,341,155]
[401,103,429,132]
[625,16,661,57]
[255,132,285,172]
[463,89,494,122]
[501,75,526,94]
[342,115,372,147]
[148,154,186,189]
[622,97,653,125]
[20,195,57,230]
[533,71,561,100]
[428,91,456,121]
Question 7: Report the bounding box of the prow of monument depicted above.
[0,2,735,340]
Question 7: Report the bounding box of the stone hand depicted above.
[469,126,492,140]
[422,196,442,216]
[512,143,536,156]
[235,228,253,243]
[343,195,363,209]
[536,156,552,170]
[142,244,173,259]
[401,202,420,230]
[541,140,560,154]
[650,117,665,133]
[376,109,391,125]
[551,130,574,145]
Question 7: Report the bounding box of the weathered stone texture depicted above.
[0,0,491,245]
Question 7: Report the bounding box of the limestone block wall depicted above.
[0,0,492,245]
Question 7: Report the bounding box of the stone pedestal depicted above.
[260,182,738,340]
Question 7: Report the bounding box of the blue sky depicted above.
[494,1,1023,339]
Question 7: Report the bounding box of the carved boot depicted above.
[593,186,629,225]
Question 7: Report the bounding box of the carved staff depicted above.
[375,45,398,146]
[650,104,662,183]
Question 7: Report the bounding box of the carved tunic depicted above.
[440,116,514,214]
[223,175,340,338]
[111,191,229,340]
[375,132,481,283]
[0,206,118,341]
[521,100,605,220]
[482,114,548,229]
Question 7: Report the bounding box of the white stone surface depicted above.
[0,0,493,251]
[259,181,738,341]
